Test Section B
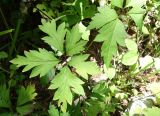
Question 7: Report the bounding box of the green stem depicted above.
[9,19,22,59]
[132,62,154,77]
[0,7,13,40]
[0,66,10,74]
[55,15,66,21]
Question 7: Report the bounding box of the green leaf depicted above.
[104,66,116,80]
[147,82,160,104]
[83,5,97,19]
[85,99,105,116]
[125,39,138,51]
[66,25,87,56]
[0,29,14,36]
[69,54,100,80]
[78,22,90,41]
[0,84,11,108]
[128,7,146,30]
[60,112,70,116]
[0,112,12,116]
[48,104,59,116]
[49,66,84,112]
[33,4,55,19]
[17,84,37,106]
[111,0,124,8]
[88,6,127,67]
[39,19,66,53]
[126,0,147,7]
[0,51,8,59]
[11,48,59,78]
[97,19,126,67]
[143,107,160,116]
[142,26,149,35]
[88,6,118,29]
[122,51,139,66]
[16,104,34,115]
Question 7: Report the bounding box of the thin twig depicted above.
[0,66,10,74]
[0,7,13,40]
[34,6,52,20]
[9,19,22,59]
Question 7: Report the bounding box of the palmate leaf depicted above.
[11,48,59,78]
[39,19,66,53]
[49,66,85,112]
[96,19,126,67]
[66,24,87,56]
[88,6,126,67]
[17,84,37,106]
[69,54,100,80]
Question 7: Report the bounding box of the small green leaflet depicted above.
[11,48,59,78]
[48,105,59,116]
[0,29,14,36]
[111,0,124,8]
[17,85,37,106]
[78,22,90,41]
[0,84,11,108]
[48,104,70,116]
[126,0,146,7]
[49,66,85,112]
[104,66,116,80]
[128,7,146,30]
[16,104,34,115]
[66,24,87,56]
[88,6,118,29]
[33,4,54,19]
[125,39,138,51]
[88,6,126,67]
[0,51,8,59]
[143,107,160,116]
[122,51,139,65]
[142,26,149,35]
[69,54,100,80]
[122,39,139,66]
[39,19,66,53]
[85,99,105,116]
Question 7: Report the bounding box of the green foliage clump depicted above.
[0,0,160,115]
